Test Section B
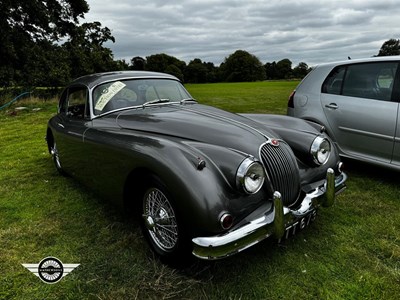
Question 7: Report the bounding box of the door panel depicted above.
[54,85,93,177]
[320,61,399,163]
[321,94,397,163]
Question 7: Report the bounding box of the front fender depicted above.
[152,140,268,235]
[83,128,268,235]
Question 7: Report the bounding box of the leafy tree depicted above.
[265,62,278,80]
[220,50,266,82]
[131,56,146,70]
[145,53,186,81]
[0,0,89,86]
[20,41,71,87]
[165,64,184,81]
[185,58,217,83]
[63,21,117,79]
[275,59,293,79]
[204,62,218,83]
[115,59,130,71]
[185,59,208,83]
[0,0,116,87]
[292,62,310,79]
[377,39,400,56]
[0,0,89,42]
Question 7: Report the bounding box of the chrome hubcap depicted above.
[143,188,178,251]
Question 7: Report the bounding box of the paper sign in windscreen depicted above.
[95,81,126,110]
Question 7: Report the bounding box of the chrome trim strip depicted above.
[192,169,347,260]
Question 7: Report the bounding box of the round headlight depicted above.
[236,157,265,194]
[311,136,331,165]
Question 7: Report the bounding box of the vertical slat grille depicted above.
[260,142,300,206]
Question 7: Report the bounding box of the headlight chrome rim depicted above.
[311,136,331,165]
[236,157,265,194]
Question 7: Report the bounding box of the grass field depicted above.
[0,81,399,299]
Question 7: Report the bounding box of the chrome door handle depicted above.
[325,103,338,109]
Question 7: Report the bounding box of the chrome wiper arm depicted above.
[142,98,170,107]
[180,98,197,104]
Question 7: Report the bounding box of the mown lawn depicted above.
[0,82,399,299]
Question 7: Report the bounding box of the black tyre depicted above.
[140,179,192,266]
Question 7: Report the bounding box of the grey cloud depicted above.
[85,0,400,66]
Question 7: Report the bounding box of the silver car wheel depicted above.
[51,142,62,171]
[143,188,178,251]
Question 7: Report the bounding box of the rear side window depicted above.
[322,62,398,101]
[67,87,89,118]
[322,66,345,95]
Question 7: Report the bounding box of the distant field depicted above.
[186,80,298,114]
[0,81,399,299]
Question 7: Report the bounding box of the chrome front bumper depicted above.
[192,168,347,260]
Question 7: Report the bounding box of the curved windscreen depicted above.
[92,79,192,115]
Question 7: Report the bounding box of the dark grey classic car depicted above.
[46,71,347,263]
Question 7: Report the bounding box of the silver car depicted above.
[287,56,400,170]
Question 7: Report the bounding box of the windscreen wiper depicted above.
[142,98,170,107]
[180,98,197,104]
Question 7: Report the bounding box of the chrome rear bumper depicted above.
[192,168,347,260]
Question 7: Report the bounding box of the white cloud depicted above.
[83,0,400,66]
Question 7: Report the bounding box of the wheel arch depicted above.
[123,167,156,214]
[46,127,54,153]
[302,117,335,140]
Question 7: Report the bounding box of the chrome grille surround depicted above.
[259,140,301,207]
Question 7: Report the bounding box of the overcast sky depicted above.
[83,0,399,67]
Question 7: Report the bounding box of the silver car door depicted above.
[321,62,398,163]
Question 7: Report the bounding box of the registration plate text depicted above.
[283,209,317,239]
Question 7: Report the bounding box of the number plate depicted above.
[283,209,317,240]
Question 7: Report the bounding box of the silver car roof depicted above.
[314,55,400,69]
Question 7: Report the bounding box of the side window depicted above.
[59,89,68,114]
[322,62,399,101]
[67,87,88,119]
[342,62,398,101]
[322,66,346,95]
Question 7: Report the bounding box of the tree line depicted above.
[1,1,400,88]
[126,51,311,84]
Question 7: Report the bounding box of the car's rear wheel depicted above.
[140,179,191,266]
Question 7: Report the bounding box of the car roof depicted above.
[71,71,179,88]
[315,55,400,69]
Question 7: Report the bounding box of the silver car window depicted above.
[323,62,398,102]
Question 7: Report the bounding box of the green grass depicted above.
[186,81,297,114]
[1,82,399,299]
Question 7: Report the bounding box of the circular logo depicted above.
[270,139,280,147]
[38,257,64,284]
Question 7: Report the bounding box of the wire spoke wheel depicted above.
[50,142,62,171]
[143,187,179,252]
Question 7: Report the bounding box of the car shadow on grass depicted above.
[341,157,399,185]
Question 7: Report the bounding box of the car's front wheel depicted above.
[140,180,191,266]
